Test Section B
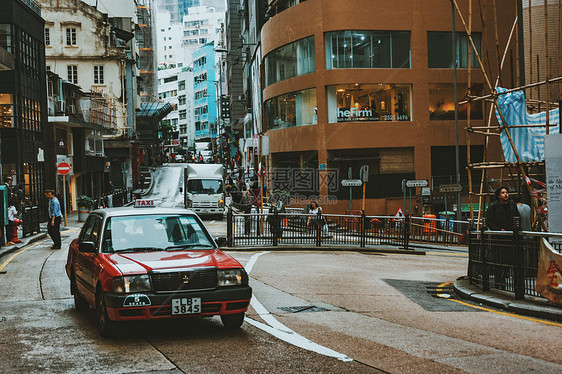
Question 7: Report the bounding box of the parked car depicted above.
[65,200,252,336]
[174,154,185,163]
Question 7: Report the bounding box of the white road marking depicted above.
[244,252,352,362]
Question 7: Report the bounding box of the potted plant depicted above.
[77,195,96,222]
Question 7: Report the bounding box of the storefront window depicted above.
[265,36,315,87]
[266,88,317,130]
[327,84,412,123]
[428,32,482,68]
[429,83,484,120]
[325,31,410,69]
[0,94,14,128]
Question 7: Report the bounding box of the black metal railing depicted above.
[468,219,562,300]
[22,205,40,237]
[96,188,133,209]
[226,209,469,249]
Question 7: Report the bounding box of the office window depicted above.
[0,93,14,128]
[44,28,50,46]
[265,88,317,130]
[326,30,410,69]
[94,65,104,84]
[179,110,187,120]
[327,84,412,123]
[67,65,78,84]
[264,36,315,86]
[429,83,484,120]
[66,28,77,46]
[428,32,482,68]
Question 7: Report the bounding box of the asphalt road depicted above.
[0,164,560,373]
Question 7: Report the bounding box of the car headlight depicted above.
[218,198,224,207]
[112,275,151,293]
[217,269,248,287]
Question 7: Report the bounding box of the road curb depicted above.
[0,232,48,261]
[453,277,562,323]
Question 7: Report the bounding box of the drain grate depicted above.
[426,283,456,299]
[278,306,328,313]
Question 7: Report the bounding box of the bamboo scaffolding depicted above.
[452,0,557,231]
[459,76,562,104]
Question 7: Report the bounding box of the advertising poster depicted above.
[536,238,562,305]
[545,134,562,239]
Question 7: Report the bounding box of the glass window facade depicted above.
[0,94,14,128]
[428,32,482,68]
[429,83,484,120]
[325,31,410,69]
[264,36,315,87]
[327,84,412,123]
[265,88,317,130]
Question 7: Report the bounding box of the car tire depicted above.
[96,289,116,337]
[220,313,245,329]
[71,274,89,312]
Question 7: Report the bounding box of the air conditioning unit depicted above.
[67,104,76,115]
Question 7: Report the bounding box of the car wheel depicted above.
[96,289,116,337]
[220,313,245,329]
[71,274,89,312]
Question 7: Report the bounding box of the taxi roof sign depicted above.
[135,199,155,207]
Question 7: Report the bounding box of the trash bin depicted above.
[423,214,437,235]
[438,211,455,231]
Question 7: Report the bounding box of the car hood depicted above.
[106,249,243,275]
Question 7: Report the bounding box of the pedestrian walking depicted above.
[45,189,62,249]
[4,196,17,246]
[307,201,327,233]
[485,186,520,231]
[268,194,285,239]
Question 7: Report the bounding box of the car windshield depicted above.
[101,214,215,253]
[187,179,223,194]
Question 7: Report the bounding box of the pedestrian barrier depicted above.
[468,217,562,301]
[227,209,468,249]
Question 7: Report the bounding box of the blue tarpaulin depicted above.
[495,87,560,162]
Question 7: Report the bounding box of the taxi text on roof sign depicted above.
[135,199,155,207]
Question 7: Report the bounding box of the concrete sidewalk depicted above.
[454,276,562,323]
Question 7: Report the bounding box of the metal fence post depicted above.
[403,213,410,250]
[467,220,473,280]
[272,209,278,246]
[316,211,322,247]
[513,216,524,300]
[227,208,233,247]
[481,218,489,292]
[360,211,366,248]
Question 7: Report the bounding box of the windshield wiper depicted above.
[115,247,166,253]
[165,244,214,251]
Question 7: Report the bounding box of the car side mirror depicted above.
[215,237,227,247]
[79,241,97,254]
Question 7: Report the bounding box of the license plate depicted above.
[171,297,202,315]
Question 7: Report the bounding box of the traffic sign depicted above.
[439,184,463,193]
[393,207,405,221]
[341,179,363,187]
[57,161,71,175]
[405,179,428,188]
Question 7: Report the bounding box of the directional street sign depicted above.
[405,179,428,188]
[439,184,463,193]
[57,161,71,175]
[341,179,363,187]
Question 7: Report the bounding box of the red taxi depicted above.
[65,200,252,336]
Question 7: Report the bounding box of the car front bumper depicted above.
[103,286,252,321]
